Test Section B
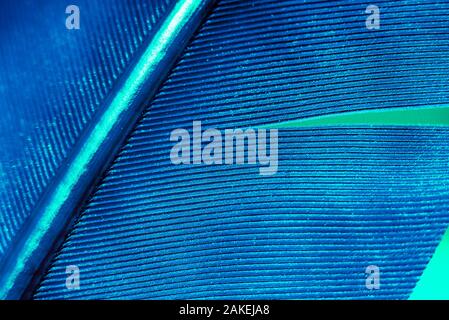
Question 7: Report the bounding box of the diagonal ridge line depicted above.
[0,0,215,300]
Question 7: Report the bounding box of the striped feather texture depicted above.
[35,0,449,299]
[0,0,174,257]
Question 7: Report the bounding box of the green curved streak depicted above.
[261,105,449,128]
[260,104,449,299]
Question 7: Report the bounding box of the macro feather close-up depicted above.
[0,0,449,304]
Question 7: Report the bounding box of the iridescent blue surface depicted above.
[0,0,174,258]
[0,0,214,299]
[33,0,449,299]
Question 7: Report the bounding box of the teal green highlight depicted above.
[0,0,203,299]
[409,227,449,300]
[262,104,449,299]
[260,105,449,128]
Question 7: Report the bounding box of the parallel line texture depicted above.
[0,0,175,258]
[35,0,449,299]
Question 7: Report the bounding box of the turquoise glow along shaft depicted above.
[0,0,214,299]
